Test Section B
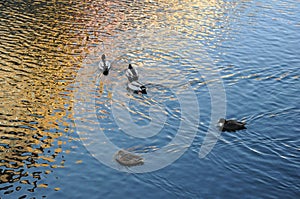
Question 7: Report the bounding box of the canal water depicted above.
[0,0,299,198]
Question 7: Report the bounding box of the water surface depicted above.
[0,0,299,198]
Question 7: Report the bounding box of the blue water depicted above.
[0,0,299,198]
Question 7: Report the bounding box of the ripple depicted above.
[1,0,300,197]
[0,0,81,196]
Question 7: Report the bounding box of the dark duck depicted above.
[218,118,246,132]
[125,64,147,94]
[98,54,111,76]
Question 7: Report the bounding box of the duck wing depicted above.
[127,81,141,91]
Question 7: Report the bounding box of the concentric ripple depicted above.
[74,27,226,173]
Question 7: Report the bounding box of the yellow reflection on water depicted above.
[0,0,84,193]
[0,0,231,196]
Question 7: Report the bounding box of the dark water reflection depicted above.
[1,0,300,198]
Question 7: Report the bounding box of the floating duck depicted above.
[127,81,147,94]
[218,118,246,132]
[98,54,111,76]
[126,64,147,94]
[115,150,144,167]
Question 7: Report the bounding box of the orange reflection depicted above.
[0,0,80,194]
[0,0,230,196]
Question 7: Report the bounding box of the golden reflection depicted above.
[0,0,81,194]
[0,0,230,196]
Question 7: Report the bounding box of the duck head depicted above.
[218,118,225,126]
[217,118,225,130]
[140,85,147,94]
[103,69,109,76]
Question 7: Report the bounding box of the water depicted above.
[0,0,299,198]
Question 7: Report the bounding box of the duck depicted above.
[126,64,147,94]
[218,118,246,132]
[115,150,144,167]
[98,54,111,76]
[127,81,147,94]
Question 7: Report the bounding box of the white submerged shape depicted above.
[98,54,111,76]
[125,64,147,94]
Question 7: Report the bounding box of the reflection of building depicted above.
[74,0,229,66]
[0,0,232,196]
[0,0,78,194]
